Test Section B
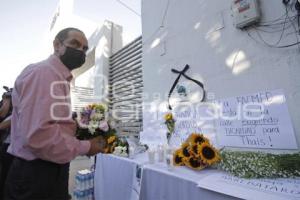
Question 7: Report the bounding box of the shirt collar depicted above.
[48,54,73,82]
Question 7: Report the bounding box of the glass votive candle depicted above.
[165,154,174,171]
[157,145,165,162]
[129,146,135,159]
[147,149,155,164]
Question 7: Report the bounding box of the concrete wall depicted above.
[141,0,300,147]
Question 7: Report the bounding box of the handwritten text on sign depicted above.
[168,103,217,147]
[216,89,297,149]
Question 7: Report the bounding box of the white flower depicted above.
[88,120,99,134]
[113,146,122,155]
[90,111,104,121]
[113,146,128,157]
[89,127,96,135]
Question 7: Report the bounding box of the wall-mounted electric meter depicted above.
[232,0,260,28]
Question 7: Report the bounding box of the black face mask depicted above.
[60,46,86,70]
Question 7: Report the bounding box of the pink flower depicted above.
[99,120,109,132]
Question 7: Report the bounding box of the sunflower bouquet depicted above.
[75,103,121,154]
[171,132,300,178]
[164,113,176,144]
[173,133,220,170]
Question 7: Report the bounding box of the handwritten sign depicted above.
[197,171,300,200]
[215,89,298,149]
[141,102,217,147]
[162,103,217,147]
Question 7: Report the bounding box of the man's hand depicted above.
[87,136,107,156]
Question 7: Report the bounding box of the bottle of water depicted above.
[74,169,95,200]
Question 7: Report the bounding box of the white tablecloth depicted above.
[94,153,147,200]
[140,164,240,200]
[94,153,240,200]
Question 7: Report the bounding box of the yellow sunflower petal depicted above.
[189,143,201,157]
[107,136,116,144]
[186,133,198,143]
[181,143,192,158]
[173,149,185,166]
[186,133,208,145]
[109,142,117,153]
[165,113,174,121]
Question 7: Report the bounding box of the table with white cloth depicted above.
[140,164,240,200]
[94,153,240,200]
[94,153,146,200]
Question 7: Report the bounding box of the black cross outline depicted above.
[168,64,206,110]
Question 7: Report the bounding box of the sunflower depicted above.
[108,141,117,153]
[198,142,220,165]
[181,143,192,158]
[189,143,201,157]
[184,157,206,170]
[107,135,116,144]
[187,133,208,145]
[173,149,185,166]
[164,113,173,121]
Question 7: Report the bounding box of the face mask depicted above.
[60,46,86,70]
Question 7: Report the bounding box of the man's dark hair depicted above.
[55,27,84,42]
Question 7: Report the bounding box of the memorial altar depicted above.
[91,89,300,200]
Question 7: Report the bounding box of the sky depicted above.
[0,0,141,94]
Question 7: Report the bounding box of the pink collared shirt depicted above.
[8,55,90,164]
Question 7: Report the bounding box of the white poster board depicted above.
[141,103,217,147]
[139,127,167,146]
[141,77,215,147]
[197,171,300,200]
[168,103,217,147]
[215,89,298,149]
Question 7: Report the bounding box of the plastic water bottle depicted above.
[74,169,95,200]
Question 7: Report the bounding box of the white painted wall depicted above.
[141,0,300,148]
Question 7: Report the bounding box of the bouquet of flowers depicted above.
[172,132,300,179]
[75,103,127,154]
[164,113,175,144]
[217,150,300,179]
[173,133,220,170]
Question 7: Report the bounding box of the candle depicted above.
[157,145,165,162]
[147,149,155,164]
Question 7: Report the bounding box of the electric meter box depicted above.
[232,0,260,28]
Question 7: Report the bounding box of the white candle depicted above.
[157,145,165,162]
[129,146,135,159]
[166,154,174,171]
[147,150,155,164]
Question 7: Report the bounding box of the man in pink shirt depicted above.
[5,28,107,200]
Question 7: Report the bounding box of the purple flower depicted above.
[99,120,109,132]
